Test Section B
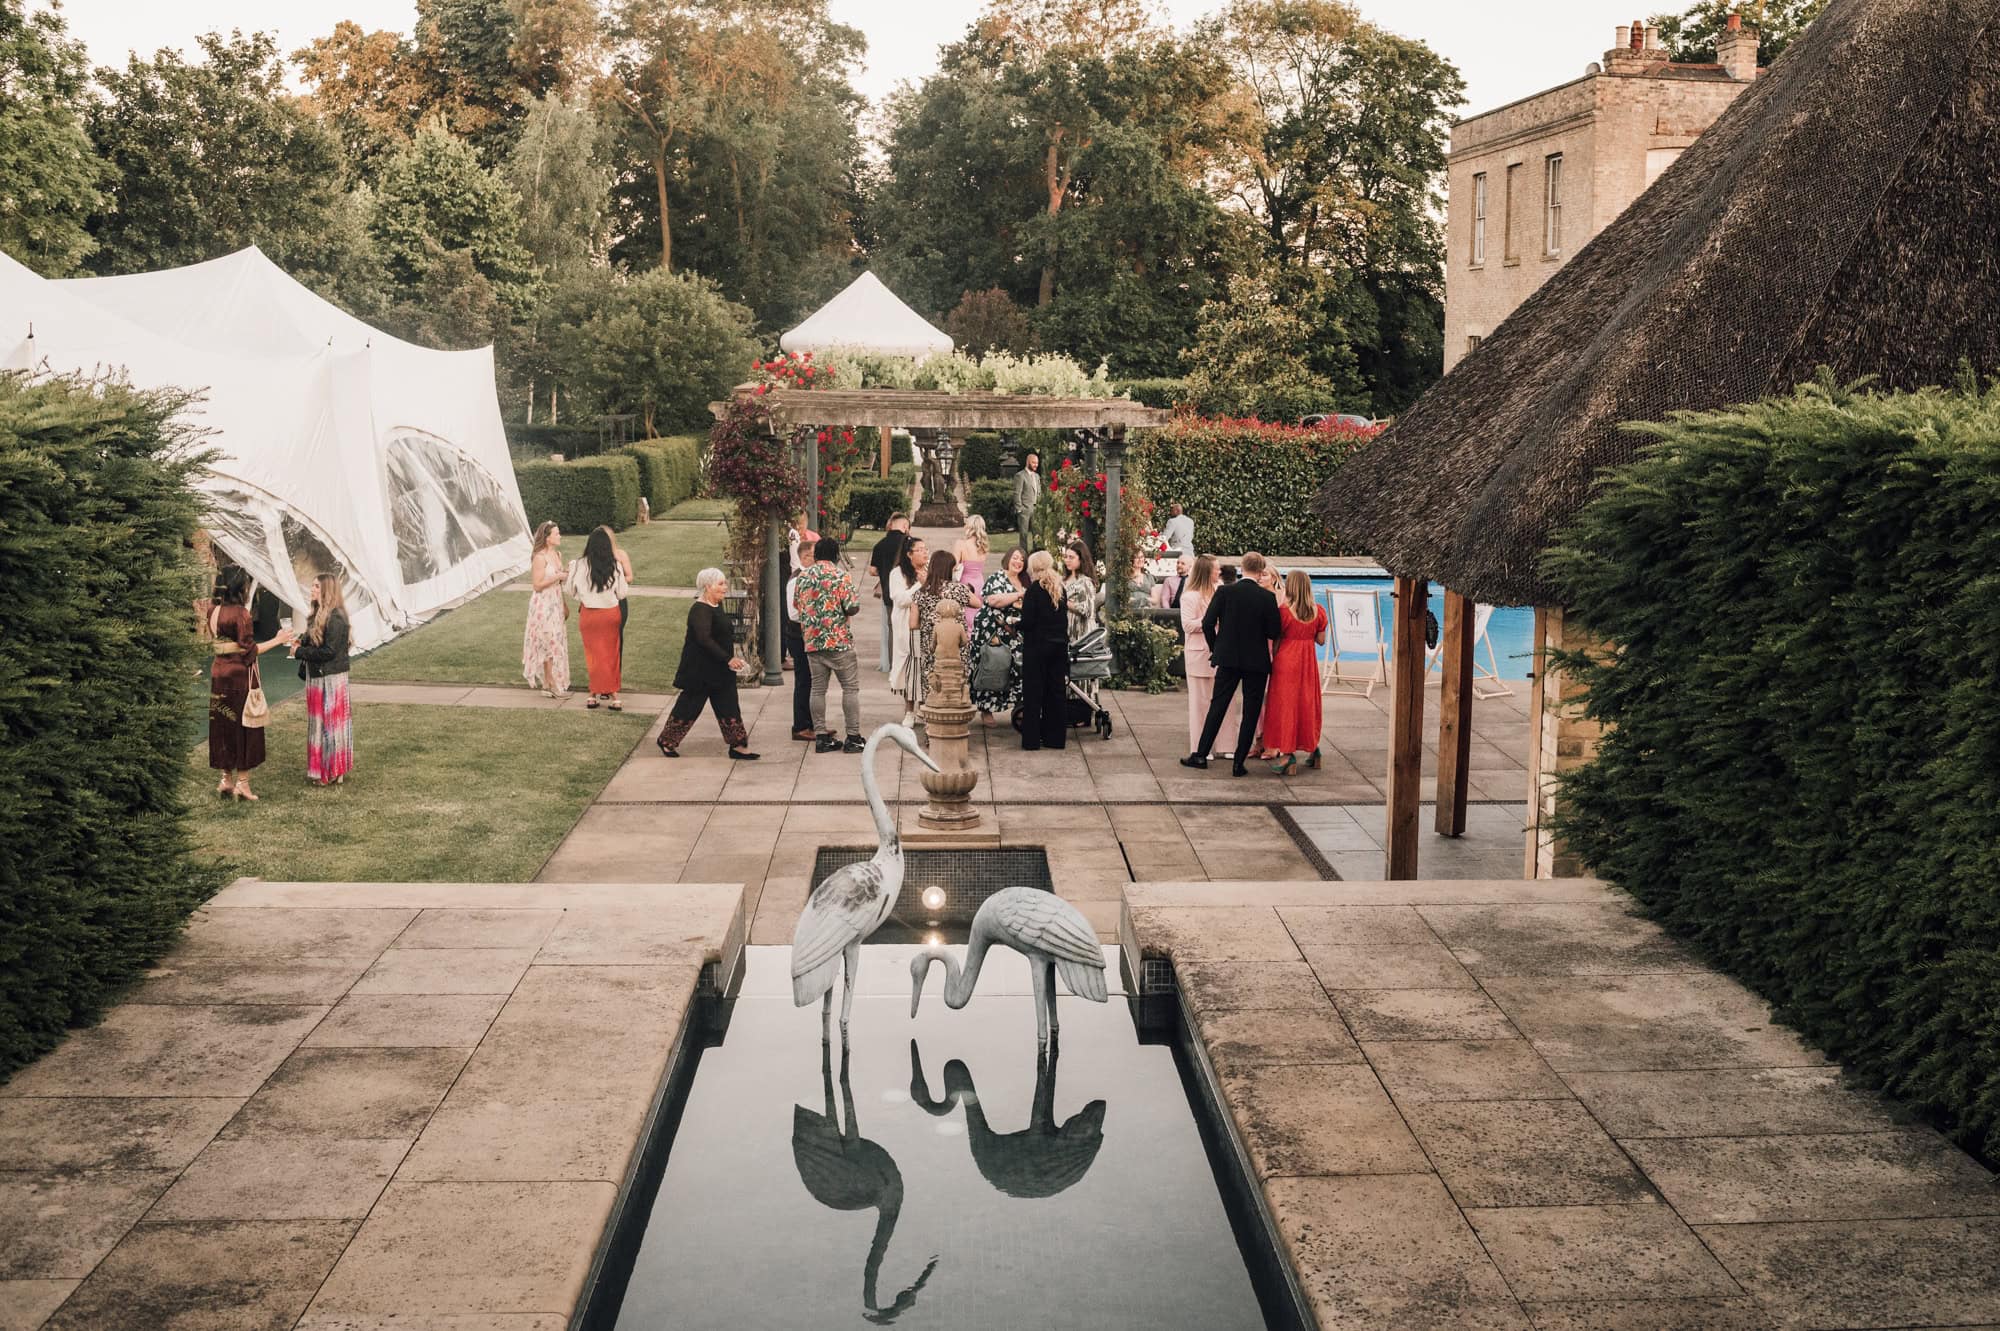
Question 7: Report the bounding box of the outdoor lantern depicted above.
[935,434,955,479]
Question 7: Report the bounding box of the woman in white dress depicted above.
[888,536,928,725]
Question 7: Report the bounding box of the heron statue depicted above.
[792,1040,938,1324]
[793,723,941,1042]
[909,887,1108,1046]
[909,1040,1106,1199]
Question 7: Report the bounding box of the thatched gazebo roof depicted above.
[1319,0,2000,607]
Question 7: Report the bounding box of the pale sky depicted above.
[56,0,1645,123]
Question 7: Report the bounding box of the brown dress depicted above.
[208,604,266,771]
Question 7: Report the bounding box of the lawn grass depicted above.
[660,497,733,521]
[612,520,727,588]
[354,586,690,692]
[185,703,648,881]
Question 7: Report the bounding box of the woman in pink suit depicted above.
[1179,555,1240,760]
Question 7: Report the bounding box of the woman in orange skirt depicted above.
[566,526,630,710]
[1259,569,1327,776]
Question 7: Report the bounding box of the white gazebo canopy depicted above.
[779,271,952,359]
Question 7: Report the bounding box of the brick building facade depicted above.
[1443,19,1761,373]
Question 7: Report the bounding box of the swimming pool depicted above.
[1296,572,1535,681]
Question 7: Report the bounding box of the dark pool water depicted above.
[607,944,1271,1330]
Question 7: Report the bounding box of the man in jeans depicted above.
[867,514,910,672]
[795,537,864,753]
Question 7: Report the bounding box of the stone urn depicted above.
[917,614,983,832]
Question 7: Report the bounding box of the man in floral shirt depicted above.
[797,537,864,753]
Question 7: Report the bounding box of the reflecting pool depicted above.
[600,945,1275,1330]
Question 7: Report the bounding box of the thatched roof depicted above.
[1319,0,2000,606]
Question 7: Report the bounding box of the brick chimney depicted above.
[1717,11,1760,80]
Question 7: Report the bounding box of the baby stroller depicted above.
[1011,625,1115,740]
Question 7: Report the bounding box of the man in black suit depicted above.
[1182,551,1282,777]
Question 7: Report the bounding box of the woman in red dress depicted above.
[1259,569,1327,776]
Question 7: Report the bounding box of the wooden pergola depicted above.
[714,385,1171,682]
[1380,581,1480,879]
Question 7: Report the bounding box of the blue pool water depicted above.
[1297,573,1535,681]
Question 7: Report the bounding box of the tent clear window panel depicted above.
[384,428,528,586]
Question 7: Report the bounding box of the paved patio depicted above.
[1125,880,2000,1331]
[0,879,746,1331]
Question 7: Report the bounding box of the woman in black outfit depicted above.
[657,566,759,759]
[1017,550,1071,750]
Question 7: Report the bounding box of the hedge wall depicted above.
[959,432,1007,481]
[1130,416,1381,555]
[1545,376,2000,1159]
[513,454,642,533]
[619,436,702,512]
[845,476,907,530]
[1,376,228,1077]
[968,478,1017,532]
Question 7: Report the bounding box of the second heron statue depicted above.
[910,887,1108,1046]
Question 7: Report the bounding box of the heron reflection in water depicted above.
[791,1040,938,1324]
[909,1040,1107,1198]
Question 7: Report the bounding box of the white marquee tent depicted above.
[779,271,953,359]
[0,246,530,649]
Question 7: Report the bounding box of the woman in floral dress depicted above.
[969,546,1027,725]
[521,521,570,696]
[911,551,978,709]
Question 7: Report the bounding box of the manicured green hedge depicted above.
[1131,416,1381,555]
[619,436,702,512]
[959,432,1006,481]
[1114,378,1189,410]
[889,462,918,488]
[1106,615,1179,693]
[845,476,907,530]
[513,454,641,532]
[1546,376,2000,1159]
[1,376,228,1077]
[968,478,1017,533]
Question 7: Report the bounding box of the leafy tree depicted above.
[411,0,525,158]
[509,0,601,97]
[540,266,758,434]
[293,22,429,175]
[873,12,1246,374]
[1219,0,1463,415]
[0,0,106,275]
[946,288,1037,354]
[86,32,352,277]
[503,92,612,277]
[1181,271,1355,421]
[1652,0,1827,64]
[601,0,865,327]
[370,122,539,336]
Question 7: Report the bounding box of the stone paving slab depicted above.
[1122,879,2000,1331]
[2,879,748,1331]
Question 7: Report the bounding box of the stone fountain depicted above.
[914,614,988,839]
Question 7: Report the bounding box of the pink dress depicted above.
[521,554,571,693]
[958,555,985,632]
[1181,589,1240,755]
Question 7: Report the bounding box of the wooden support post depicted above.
[1434,589,1474,837]
[879,425,892,479]
[1385,576,1428,880]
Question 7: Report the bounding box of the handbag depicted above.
[972,642,1015,695]
[242,661,269,729]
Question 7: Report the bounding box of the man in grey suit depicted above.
[1013,451,1041,551]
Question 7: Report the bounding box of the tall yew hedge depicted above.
[1,375,228,1077]
[1131,416,1381,555]
[1545,375,2000,1158]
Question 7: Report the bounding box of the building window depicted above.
[1503,163,1522,263]
[1545,153,1564,256]
[1467,334,1484,355]
[1471,173,1486,265]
